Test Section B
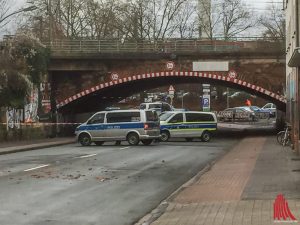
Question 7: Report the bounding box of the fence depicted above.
[46,39,285,54]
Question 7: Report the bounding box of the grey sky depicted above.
[2,0,282,37]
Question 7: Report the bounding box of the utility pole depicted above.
[226,87,230,108]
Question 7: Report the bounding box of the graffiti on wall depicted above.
[25,87,39,123]
[6,108,23,130]
[40,82,51,114]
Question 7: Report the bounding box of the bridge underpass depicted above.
[47,39,286,132]
[56,71,286,116]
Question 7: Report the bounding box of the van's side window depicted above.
[106,112,141,123]
[186,113,214,122]
[88,113,105,124]
[169,113,183,123]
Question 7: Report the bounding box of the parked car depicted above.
[159,111,217,142]
[140,102,173,114]
[249,106,272,119]
[218,107,256,122]
[105,107,121,111]
[261,103,276,117]
[173,108,188,111]
[75,110,160,146]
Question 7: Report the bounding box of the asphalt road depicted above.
[0,138,238,225]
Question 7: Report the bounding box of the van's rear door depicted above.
[145,110,160,129]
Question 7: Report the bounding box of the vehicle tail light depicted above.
[144,123,150,130]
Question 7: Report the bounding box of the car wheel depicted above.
[79,133,92,146]
[127,133,140,145]
[141,139,153,146]
[201,131,211,142]
[160,131,170,142]
[185,138,193,142]
[94,141,104,146]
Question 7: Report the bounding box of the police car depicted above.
[75,110,160,146]
[159,111,217,142]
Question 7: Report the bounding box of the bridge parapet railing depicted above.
[46,39,284,54]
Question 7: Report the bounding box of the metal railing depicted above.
[46,39,285,54]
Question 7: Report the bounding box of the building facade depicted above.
[285,0,300,153]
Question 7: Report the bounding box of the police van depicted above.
[75,110,160,146]
[159,111,217,142]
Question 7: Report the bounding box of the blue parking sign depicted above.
[203,97,209,107]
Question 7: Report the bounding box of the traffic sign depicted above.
[228,70,237,79]
[203,97,210,107]
[168,85,175,95]
[202,94,210,112]
[168,85,175,91]
[202,84,210,88]
[110,73,119,81]
[166,61,175,70]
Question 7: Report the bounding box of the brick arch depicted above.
[57,71,286,113]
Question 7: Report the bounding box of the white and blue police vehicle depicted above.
[159,111,217,142]
[75,110,160,146]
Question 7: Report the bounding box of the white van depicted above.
[140,102,173,114]
[75,110,160,146]
[159,111,217,142]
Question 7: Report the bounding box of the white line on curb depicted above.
[79,153,97,158]
[120,147,130,150]
[24,164,49,172]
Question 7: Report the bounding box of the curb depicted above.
[0,140,75,155]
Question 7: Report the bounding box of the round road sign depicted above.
[228,70,237,79]
[110,73,119,81]
[166,61,175,70]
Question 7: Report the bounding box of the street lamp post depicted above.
[181,92,189,108]
[0,5,37,25]
[227,87,230,108]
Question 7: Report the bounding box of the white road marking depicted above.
[79,153,97,158]
[24,164,49,172]
[120,147,130,150]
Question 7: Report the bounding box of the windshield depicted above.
[159,112,174,121]
[237,107,252,112]
[250,106,260,110]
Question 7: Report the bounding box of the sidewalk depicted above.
[140,136,300,225]
[0,137,75,155]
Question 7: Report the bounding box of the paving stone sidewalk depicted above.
[147,136,300,225]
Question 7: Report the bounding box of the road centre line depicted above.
[24,164,49,172]
[78,153,97,158]
[120,147,130,150]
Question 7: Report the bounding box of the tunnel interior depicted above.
[57,76,286,115]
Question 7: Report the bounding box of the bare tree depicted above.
[0,0,36,30]
[171,1,197,38]
[220,0,255,40]
[259,3,285,41]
